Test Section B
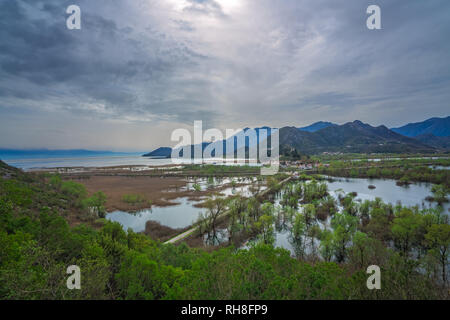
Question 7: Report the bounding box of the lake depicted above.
[107,197,205,232]
[326,177,448,211]
[2,155,173,170]
[2,154,264,171]
[272,177,449,256]
[107,176,448,251]
[106,177,266,232]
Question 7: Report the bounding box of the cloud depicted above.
[0,0,216,125]
[183,0,226,17]
[0,0,449,149]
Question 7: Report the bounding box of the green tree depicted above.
[425,224,450,285]
[83,191,107,218]
[291,213,306,259]
[391,209,422,256]
[331,212,358,262]
[319,229,334,262]
[201,197,228,241]
[255,214,275,245]
[431,184,448,204]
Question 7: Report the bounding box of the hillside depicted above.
[298,121,337,132]
[143,147,172,158]
[413,134,450,150]
[391,116,450,137]
[0,160,21,179]
[279,120,436,154]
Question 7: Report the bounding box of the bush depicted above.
[61,181,87,199]
[121,194,151,206]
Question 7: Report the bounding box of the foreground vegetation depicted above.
[0,161,449,300]
[194,179,449,292]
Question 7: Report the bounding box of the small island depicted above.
[143,147,172,158]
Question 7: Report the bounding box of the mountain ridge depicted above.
[279,120,435,154]
[391,116,450,137]
[143,118,446,157]
[298,121,337,132]
[142,147,172,158]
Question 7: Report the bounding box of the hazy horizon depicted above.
[0,115,449,153]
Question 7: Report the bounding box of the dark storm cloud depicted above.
[0,0,217,125]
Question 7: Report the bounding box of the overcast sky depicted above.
[1,0,449,151]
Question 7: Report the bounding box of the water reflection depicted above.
[252,177,449,256]
[107,197,205,232]
[107,176,265,233]
[326,177,449,212]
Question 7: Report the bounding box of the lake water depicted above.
[107,177,266,232]
[107,197,205,232]
[108,175,448,252]
[3,155,172,170]
[3,154,264,171]
[326,177,448,211]
[429,165,450,170]
[272,177,449,256]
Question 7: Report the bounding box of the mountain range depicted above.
[280,120,435,154]
[391,116,450,137]
[144,116,450,157]
[390,116,450,151]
